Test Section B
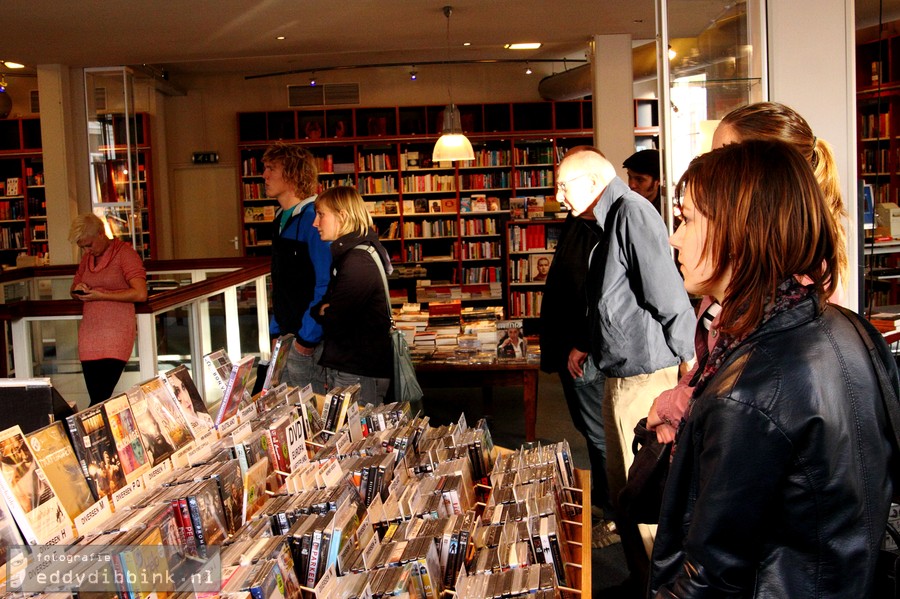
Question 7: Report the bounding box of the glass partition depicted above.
[657,0,768,227]
[84,67,147,258]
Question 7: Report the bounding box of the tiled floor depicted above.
[420,369,636,597]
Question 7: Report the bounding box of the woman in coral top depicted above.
[69,214,147,406]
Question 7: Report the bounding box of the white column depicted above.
[591,34,636,178]
[767,0,857,309]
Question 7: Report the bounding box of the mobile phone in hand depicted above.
[72,289,88,296]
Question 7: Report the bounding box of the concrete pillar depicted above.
[591,34,636,178]
[36,65,88,265]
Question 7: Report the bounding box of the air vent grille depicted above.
[287,83,359,107]
[29,90,39,114]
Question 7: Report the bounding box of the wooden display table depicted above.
[414,359,540,442]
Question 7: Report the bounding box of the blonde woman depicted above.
[69,214,146,406]
[311,186,393,405]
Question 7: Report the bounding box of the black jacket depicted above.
[313,229,393,379]
[270,200,332,346]
[650,298,894,598]
[539,214,600,373]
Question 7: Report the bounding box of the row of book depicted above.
[861,110,891,139]
[458,172,511,190]
[0,197,25,220]
[509,290,545,319]
[509,196,564,220]
[459,217,500,237]
[358,175,397,195]
[241,182,271,201]
[401,174,457,193]
[508,223,560,252]
[402,219,457,239]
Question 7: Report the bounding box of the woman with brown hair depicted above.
[649,139,893,597]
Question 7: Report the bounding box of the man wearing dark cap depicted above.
[623,149,661,214]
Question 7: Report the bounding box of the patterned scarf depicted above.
[675,278,813,449]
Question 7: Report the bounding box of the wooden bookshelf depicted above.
[0,118,49,266]
[236,101,592,317]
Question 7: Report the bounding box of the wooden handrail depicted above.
[0,257,271,321]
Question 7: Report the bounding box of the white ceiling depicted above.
[0,0,895,83]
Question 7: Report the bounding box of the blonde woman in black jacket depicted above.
[650,140,894,598]
[312,186,393,406]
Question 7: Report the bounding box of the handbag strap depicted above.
[834,305,900,454]
[354,245,394,327]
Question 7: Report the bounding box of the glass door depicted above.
[84,67,147,257]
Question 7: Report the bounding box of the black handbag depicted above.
[877,522,900,599]
[618,416,671,524]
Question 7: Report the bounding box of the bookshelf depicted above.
[506,218,564,321]
[236,100,592,313]
[0,118,49,266]
[858,21,900,307]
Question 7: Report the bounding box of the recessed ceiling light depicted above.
[2,61,24,69]
[504,43,542,50]
[276,36,285,40]
[463,42,471,46]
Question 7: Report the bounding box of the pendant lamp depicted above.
[432,6,474,162]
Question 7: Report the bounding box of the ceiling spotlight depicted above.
[668,45,677,60]
[309,73,317,86]
[276,36,285,40]
[410,67,418,81]
[525,63,533,75]
[1,61,24,69]
[504,43,542,50]
[0,76,6,93]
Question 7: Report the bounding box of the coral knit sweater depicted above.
[73,239,146,362]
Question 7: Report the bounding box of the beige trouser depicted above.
[604,365,679,555]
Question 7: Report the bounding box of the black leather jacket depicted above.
[650,297,894,598]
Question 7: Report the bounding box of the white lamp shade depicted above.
[433,133,475,162]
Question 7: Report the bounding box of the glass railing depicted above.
[0,258,270,411]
